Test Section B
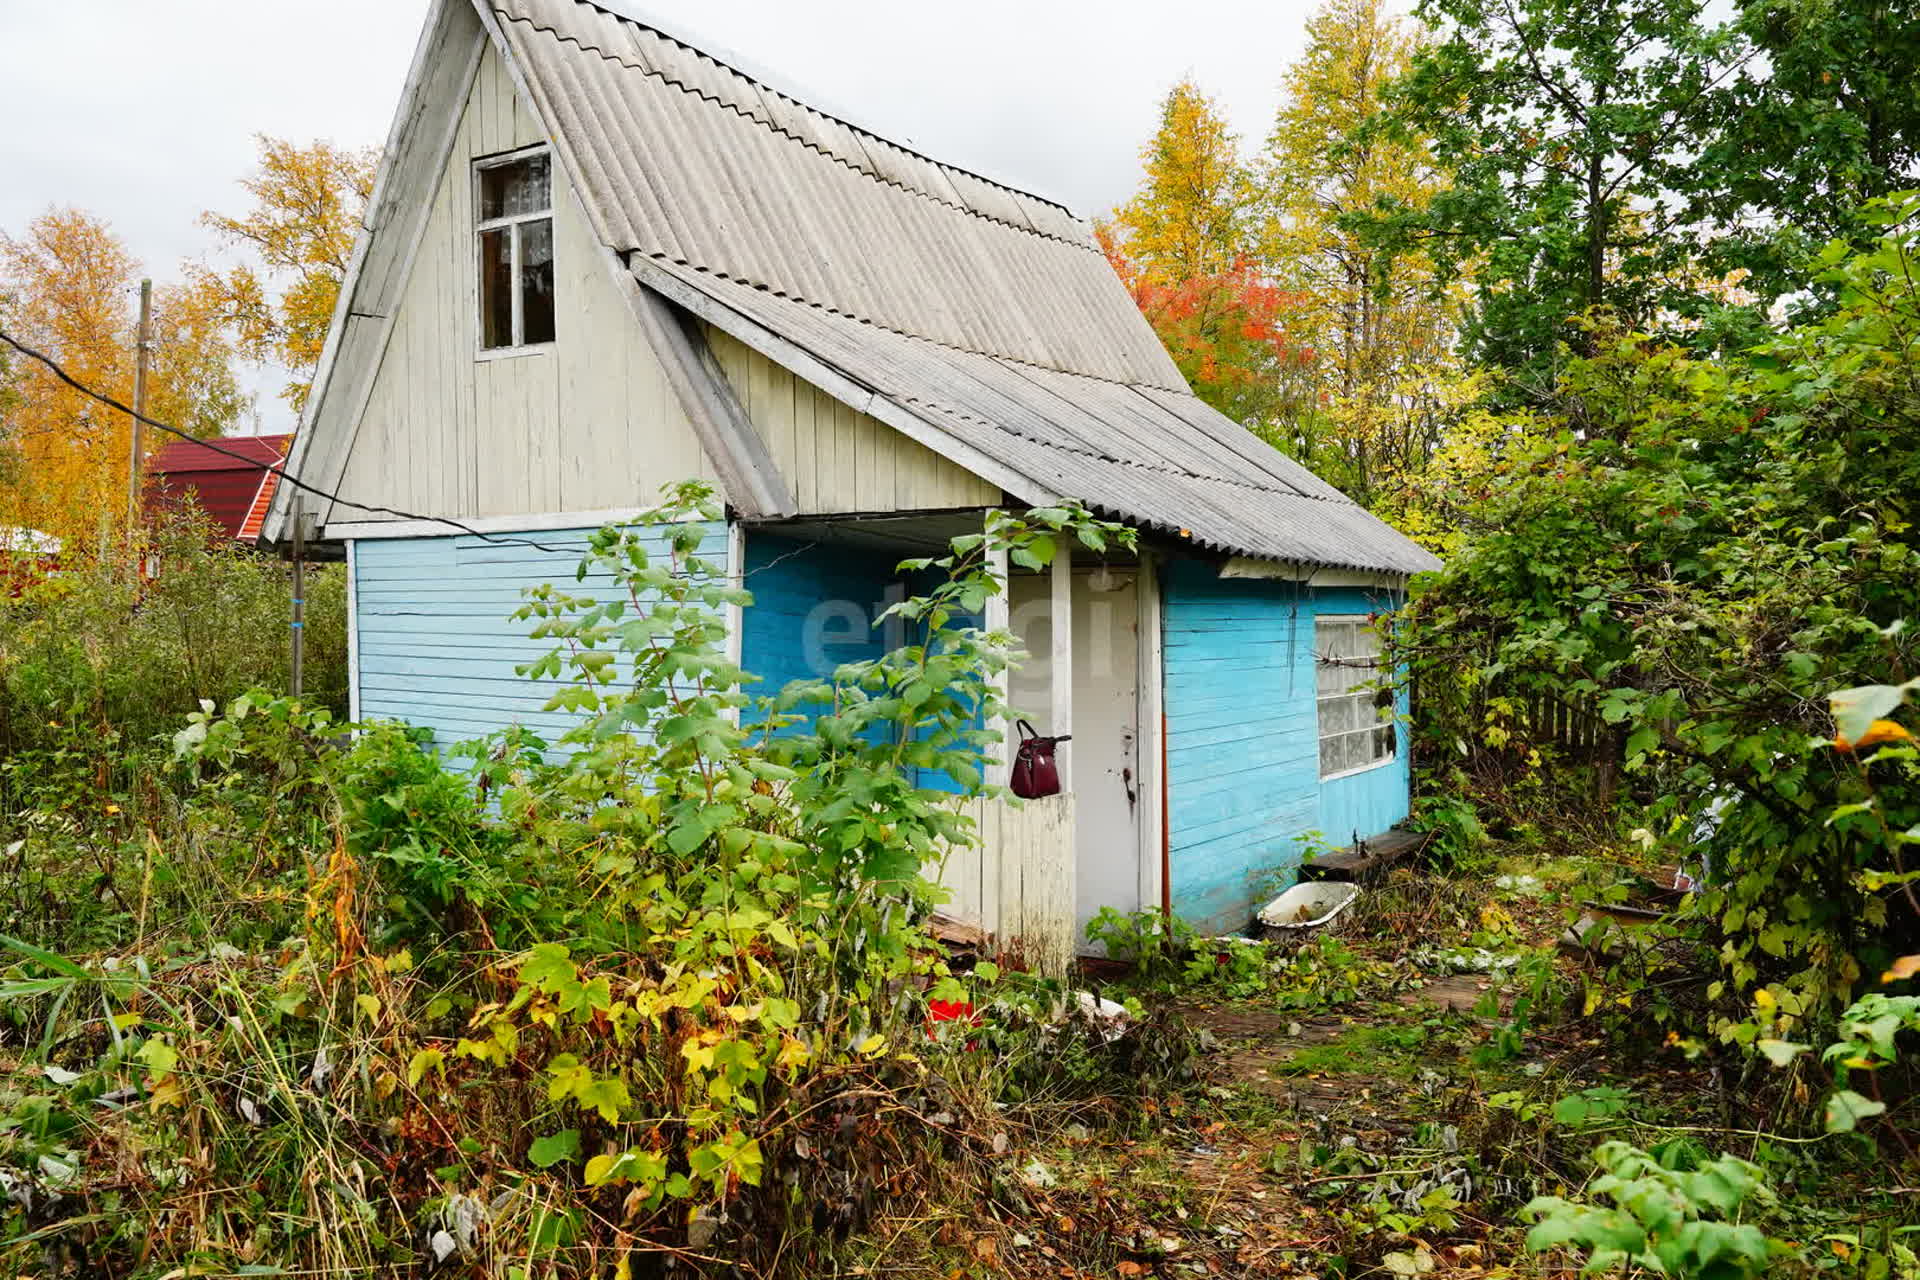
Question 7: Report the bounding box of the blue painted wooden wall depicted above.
[353,522,726,752]
[739,533,901,712]
[737,531,980,790]
[1161,558,1410,933]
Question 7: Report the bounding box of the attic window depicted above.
[475,148,554,352]
[1316,616,1396,779]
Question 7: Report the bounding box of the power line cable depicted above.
[0,326,572,553]
[2,328,953,587]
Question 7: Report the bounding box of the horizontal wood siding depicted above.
[704,326,1001,514]
[333,43,715,529]
[1161,565,1411,933]
[737,531,981,791]
[352,521,727,750]
[738,532,900,717]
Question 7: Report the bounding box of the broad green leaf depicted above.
[1825,1089,1887,1132]
[527,1129,580,1168]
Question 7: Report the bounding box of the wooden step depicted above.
[1303,827,1430,882]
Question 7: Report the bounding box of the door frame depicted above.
[1135,550,1166,917]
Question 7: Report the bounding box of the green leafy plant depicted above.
[1392,199,1920,1041]
[1522,1141,1779,1280]
[1086,906,1199,985]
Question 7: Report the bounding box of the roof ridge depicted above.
[496,6,1097,255]
[651,255,1185,395]
[560,0,1081,216]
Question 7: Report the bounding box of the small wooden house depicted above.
[263,0,1440,962]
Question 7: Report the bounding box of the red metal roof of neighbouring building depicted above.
[146,434,292,545]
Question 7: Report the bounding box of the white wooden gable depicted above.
[273,0,1000,542]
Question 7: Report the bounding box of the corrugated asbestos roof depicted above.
[490,0,1440,574]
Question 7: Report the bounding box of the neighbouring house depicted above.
[146,433,293,546]
[261,0,1440,966]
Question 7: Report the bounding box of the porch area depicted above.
[733,511,1162,977]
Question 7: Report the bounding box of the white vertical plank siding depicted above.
[944,795,1075,977]
[346,539,362,723]
[334,43,718,527]
[1136,552,1166,914]
[984,534,1012,789]
[701,326,999,515]
[1050,551,1073,792]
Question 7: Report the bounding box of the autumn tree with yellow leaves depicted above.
[0,209,247,554]
[1255,0,1462,513]
[1101,80,1314,428]
[198,136,375,414]
[1100,2,1465,531]
[0,136,372,554]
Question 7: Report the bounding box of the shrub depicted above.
[0,484,1177,1275]
[0,501,345,758]
[1393,199,1920,1035]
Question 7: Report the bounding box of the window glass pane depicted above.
[1317,617,1393,777]
[479,227,513,349]
[1333,694,1366,735]
[1320,696,1342,735]
[1320,621,1351,661]
[519,218,555,345]
[479,153,550,220]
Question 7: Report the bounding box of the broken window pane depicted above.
[479,227,513,349]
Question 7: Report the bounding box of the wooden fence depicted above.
[1521,693,1608,753]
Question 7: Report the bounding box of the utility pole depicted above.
[125,278,151,565]
[290,495,306,698]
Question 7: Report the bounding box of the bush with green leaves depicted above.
[0,501,345,760]
[0,484,1183,1275]
[1522,1141,1778,1280]
[1393,196,1920,1036]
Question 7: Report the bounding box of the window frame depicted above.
[1314,613,1398,782]
[472,144,555,358]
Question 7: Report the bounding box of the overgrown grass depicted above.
[0,490,1208,1278]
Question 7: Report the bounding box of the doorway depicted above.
[1009,565,1144,950]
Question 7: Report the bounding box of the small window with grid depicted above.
[474,148,555,352]
[1316,616,1396,779]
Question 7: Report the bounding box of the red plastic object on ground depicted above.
[926,999,982,1047]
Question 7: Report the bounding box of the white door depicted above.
[1071,568,1142,946]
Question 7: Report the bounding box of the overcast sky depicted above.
[0,0,1328,432]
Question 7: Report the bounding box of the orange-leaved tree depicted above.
[1099,225,1314,428]
[1101,80,1314,429]
[198,136,375,415]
